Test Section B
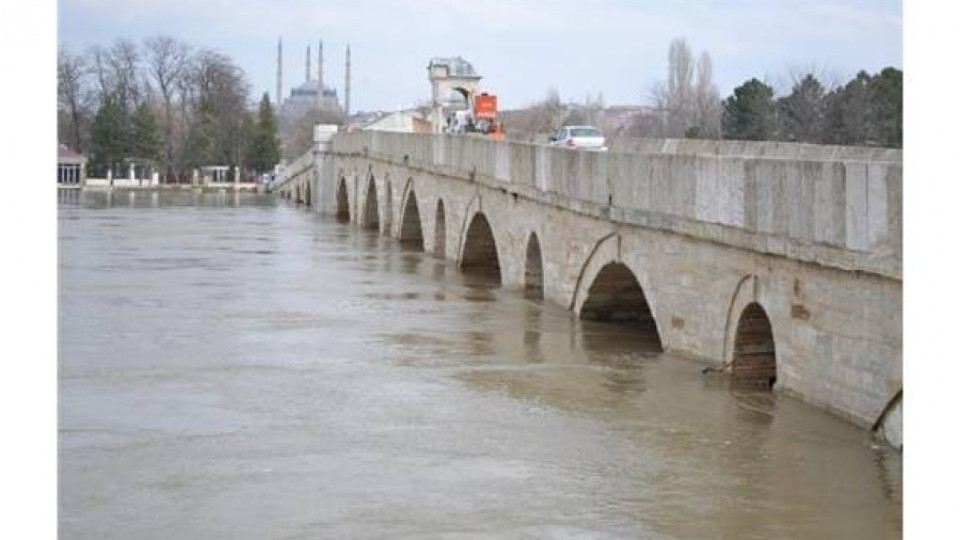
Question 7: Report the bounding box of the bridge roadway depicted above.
[273,126,902,441]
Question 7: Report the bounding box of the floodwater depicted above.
[59,189,901,540]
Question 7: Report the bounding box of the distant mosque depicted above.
[275,38,347,123]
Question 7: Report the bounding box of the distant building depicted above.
[360,109,432,133]
[279,79,341,123]
[57,144,86,186]
[427,56,483,133]
[276,40,342,128]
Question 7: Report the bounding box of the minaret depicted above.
[344,44,351,124]
[318,40,324,110]
[276,38,283,108]
[306,45,311,82]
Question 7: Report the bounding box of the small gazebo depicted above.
[57,144,87,187]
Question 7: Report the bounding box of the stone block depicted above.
[717,158,745,228]
[844,162,868,251]
[754,161,785,235]
[866,163,889,251]
[670,155,697,219]
[695,156,720,223]
[885,165,903,257]
[814,162,845,247]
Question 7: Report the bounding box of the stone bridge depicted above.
[274,126,902,438]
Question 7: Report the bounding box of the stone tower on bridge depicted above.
[428,57,482,133]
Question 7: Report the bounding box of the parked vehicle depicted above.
[549,125,607,151]
[446,92,505,139]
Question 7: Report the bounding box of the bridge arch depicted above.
[524,232,544,299]
[459,210,501,283]
[722,274,761,365]
[303,180,311,207]
[571,234,663,350]
[579,261,663,350]
[570,233,620,312]
[399,185,424,250]
[336,176,350,222]
[434,199,446,258]
[731,302,777,389]
[362,173,379,230]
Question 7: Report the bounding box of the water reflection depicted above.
[873,447,903,503]
[59,188,274,210]
[58,187,81,205]
[522,302,543,364]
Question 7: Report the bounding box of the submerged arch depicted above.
[434,199,446,258]
[399,189,424,250]
[732,302,777,389]
[580,262,663,350]
[525,232,543,299]
[362,175,379,230]
[336,177,350,222]
[459,211,501,283]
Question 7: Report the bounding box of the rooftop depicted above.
[58,144,86,163]
[428,56,480,79]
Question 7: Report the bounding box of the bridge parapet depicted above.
[614,137,902,161]
[329,131,901,279]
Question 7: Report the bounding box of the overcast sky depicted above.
[58,0,901,111]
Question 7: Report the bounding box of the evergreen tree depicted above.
[722,78,776,140]
[778,74,827,143]
[824,71,876,145]
[90,93,131,175]
[186,98,218,168]
[131,102,162,163]
[872,67,902,148]
[249,93,281,173]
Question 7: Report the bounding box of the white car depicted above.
[549,125,608,151]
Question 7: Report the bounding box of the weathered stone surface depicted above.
[273,129,902,433]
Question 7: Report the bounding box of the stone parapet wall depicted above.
[611,137,902,162]
[330,131,902,279]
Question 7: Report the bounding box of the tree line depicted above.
[505,38,901,149]
[721,67,901,147]
[58,37,281,181]
[633,38,901,147]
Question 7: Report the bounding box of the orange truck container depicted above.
[474,93,498,120]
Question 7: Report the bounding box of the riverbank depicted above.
[76,178,264,192]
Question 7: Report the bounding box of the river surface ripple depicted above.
[58,189,901,540]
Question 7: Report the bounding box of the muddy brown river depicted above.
[59,190,901,539]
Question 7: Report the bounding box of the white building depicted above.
[360,110,432,133]
[57,144,87,187]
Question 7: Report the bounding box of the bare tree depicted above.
[665,38,694,135]
[693,51,721,138]
[650,38,721,138]
[107,39,142,110]
[86,39,143,112]
[189,49,252,171]
[86,44,111,103]
[500,88,563,142]
[143,36,191,177]
[58,46,90,151]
